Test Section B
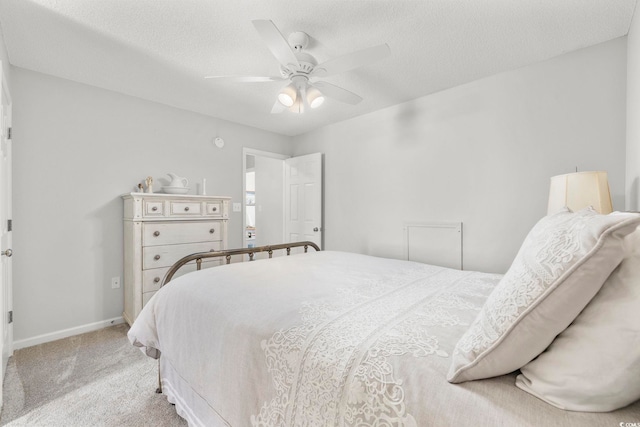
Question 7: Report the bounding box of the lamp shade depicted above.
[277,83,297,107]
[547,171,613,215]
[306,86,325,108]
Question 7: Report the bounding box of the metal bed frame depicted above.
[155,240,321,393]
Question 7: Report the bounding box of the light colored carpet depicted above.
[0,324,187,426]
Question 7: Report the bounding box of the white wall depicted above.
[11,68,291,342]
[0,22,11,90]
[292,37,628,273]
[627,5,640,211]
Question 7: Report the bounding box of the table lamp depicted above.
[547,171,613,215]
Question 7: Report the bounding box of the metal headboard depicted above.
[161,241,321,288]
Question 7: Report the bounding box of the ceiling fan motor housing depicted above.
[280,51,317,78]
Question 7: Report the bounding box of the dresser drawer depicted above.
[142,269,164,293]
[170,201,201,216]
[144,201,164,217]
[143,241,222,269]
[205,202,222,216]
[142,221,222,246]
[143,291,156,307]
[142,259,223,293]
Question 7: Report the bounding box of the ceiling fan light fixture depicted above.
[278,83,297,107]
[306,86,325,109]
[290,95,305,114]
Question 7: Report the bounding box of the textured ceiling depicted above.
[0,0,637,136]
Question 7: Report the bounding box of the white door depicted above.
[0,71,13,407]
[285,153,322,248]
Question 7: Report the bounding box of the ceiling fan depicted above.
[205,20,391,114]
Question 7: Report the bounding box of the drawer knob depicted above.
[209,228,215,234]
[153,277,160,283]
[212,207,217,212]
[154,255,161,260]
[184,206,190,212]
[151,206,158,211]
[153,231,160,237]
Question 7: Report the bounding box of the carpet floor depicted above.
[0,324,187,426]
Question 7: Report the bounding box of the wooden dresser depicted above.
[122,193,230,325]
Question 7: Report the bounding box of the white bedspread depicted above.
[129,251,640,426]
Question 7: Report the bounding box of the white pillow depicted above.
[515,226,640,411]
[447,208,640,383]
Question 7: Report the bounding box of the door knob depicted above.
[313,227,319,232]
[2,249,12,257]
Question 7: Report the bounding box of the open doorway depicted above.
[242,148,289,249]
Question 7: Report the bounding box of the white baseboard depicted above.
[13,317,125,350]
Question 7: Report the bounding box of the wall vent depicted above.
[403,222,463,270]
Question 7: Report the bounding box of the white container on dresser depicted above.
[122,193,230,325]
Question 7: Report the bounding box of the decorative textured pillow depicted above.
[447,208,640,383]
[515,226,640,411]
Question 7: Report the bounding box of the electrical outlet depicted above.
[233,202,241,212]
[111,276,121,289]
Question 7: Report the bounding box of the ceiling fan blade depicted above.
[252,20,300,68]
[204,75,284,82]
[312,43,390,77]
[271,100,286,114]
[312,81,363,105]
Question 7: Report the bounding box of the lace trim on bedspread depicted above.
[250,266,498,426]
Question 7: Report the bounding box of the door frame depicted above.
[0,63,12,409]
[241,148,289,248]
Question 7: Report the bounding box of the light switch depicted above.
[233,202,241,212]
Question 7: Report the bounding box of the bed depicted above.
[129,210,640,427]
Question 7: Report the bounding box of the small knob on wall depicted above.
[1,249,12,257]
